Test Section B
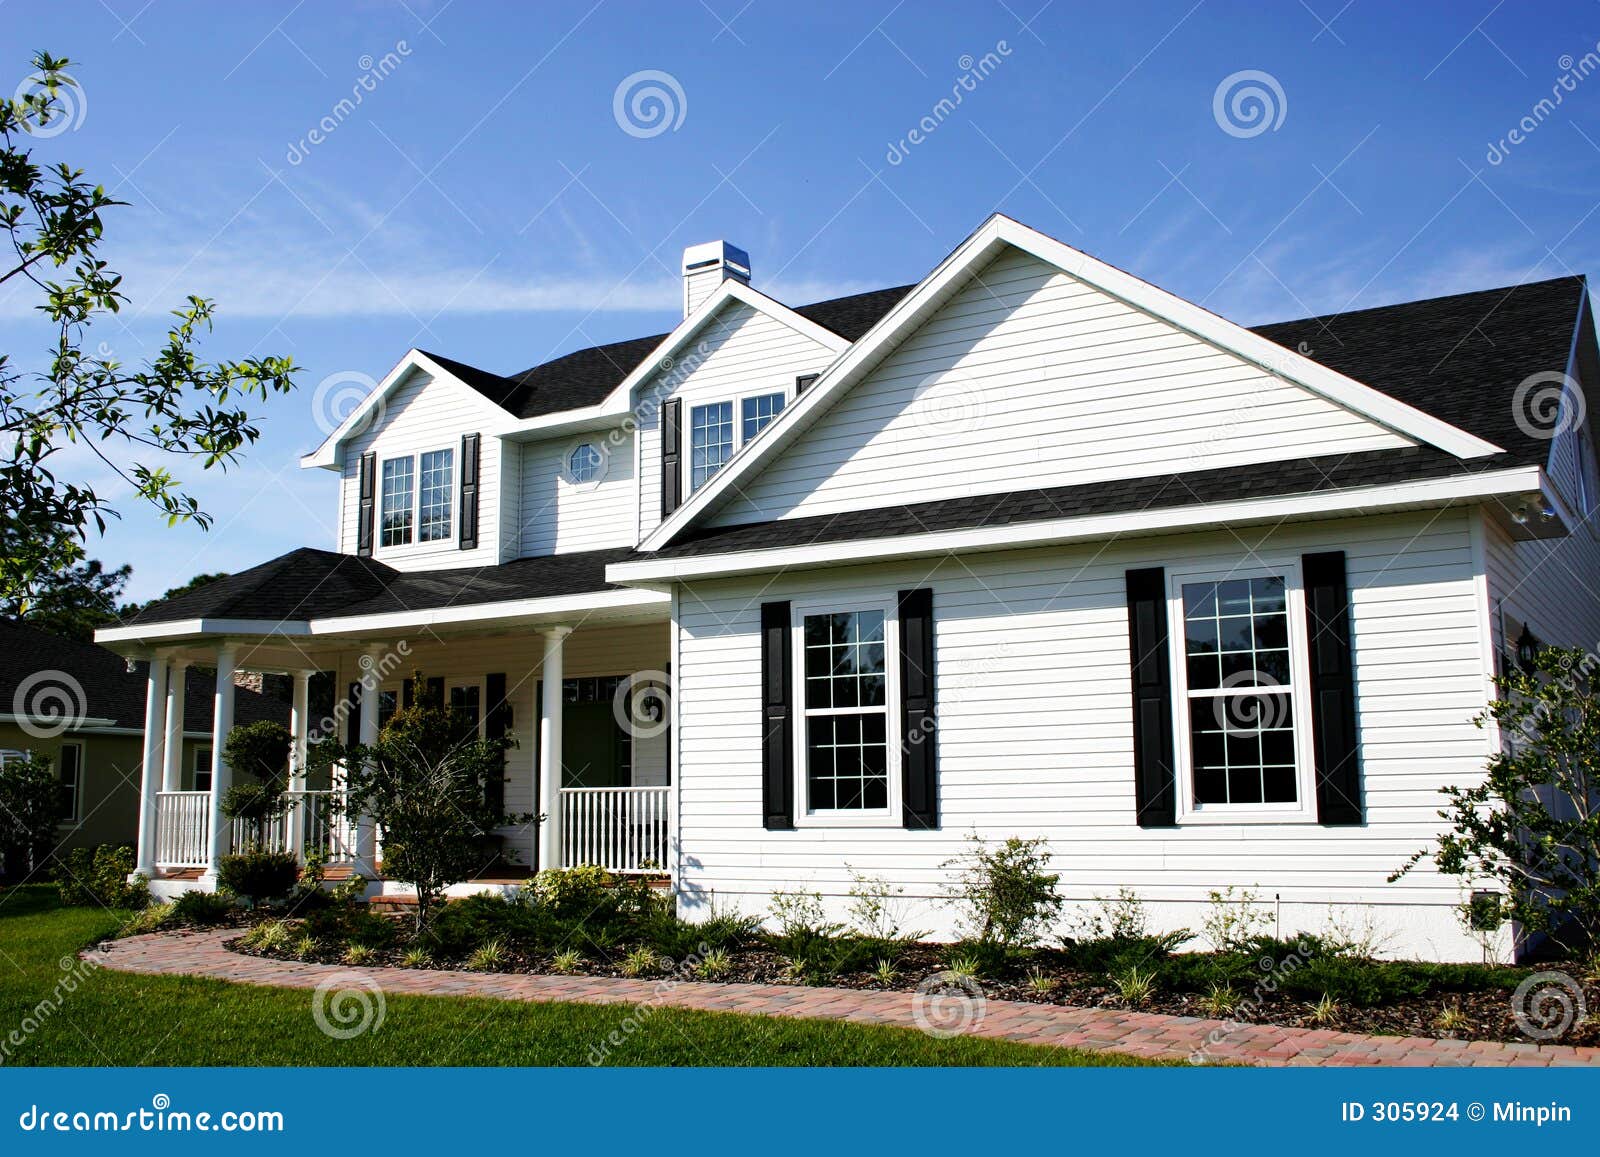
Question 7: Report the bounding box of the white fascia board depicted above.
[610,467,1549,584]
[95,619,314,646]
[640,213,1504,553]
[299,350,501,471]
[500,280,852,442]
[306,587,668,635]
[0,714,119,729]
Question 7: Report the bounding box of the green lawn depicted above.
[0,887,1158,1067]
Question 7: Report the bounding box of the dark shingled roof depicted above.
[123,547,638,628]
[422,284,917,422]
[0,619,288,732]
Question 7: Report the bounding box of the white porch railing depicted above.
[227,791,354,863]
[155,791,210,869]
[559,785,669,874]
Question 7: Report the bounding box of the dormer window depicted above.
[379,448,454,548]
[741,391,786,441]
[690,401,735,491]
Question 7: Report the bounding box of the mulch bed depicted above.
[226,932,1600,1048]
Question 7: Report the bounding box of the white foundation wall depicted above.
[330,622,670,868]
[671,508,1509,962]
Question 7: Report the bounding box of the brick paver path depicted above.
[90,930,1600,1067]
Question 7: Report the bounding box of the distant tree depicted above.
[0,753,66,879]
[119,570,229,618]
[1,51,298,606]
[3,557,129,640]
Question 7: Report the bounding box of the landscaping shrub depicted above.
[302,901,396,950]
[1061,931,1189,975]
[54,844,148,909]
[1278,955,1431,1007]
[168,890,235,926]
[943,835,1063,947]
[216,851,301,906]
[220,720,293,851]
[0,753,67,879]
[426,893,551,957]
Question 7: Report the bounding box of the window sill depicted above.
[792,811,902,830]
[1176,807,1317,826]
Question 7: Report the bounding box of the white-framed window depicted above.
[193,745,213,793]
[567,442,602,484]
[792,598,899,824]
[379,448,455,549]
[379,456,415,547]
[689,401,735,491]
[741,391,786,442]
[58,741,83,822]
[1168,562,1317,823]
[418,448,455,542]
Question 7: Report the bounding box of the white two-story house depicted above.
[98,215,1600,962]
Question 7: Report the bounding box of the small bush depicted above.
[302,902,396,950]
[1111,964,1158,1006]
[1061,931,1190,974]
[621,946,659,977]
[169,890,235,926]
[241,919,294,953]
[548,948,582,974]
[120,902,174,935]
[216,851,300,905]
[694,947,732,980]
[1278,955,1430,1007]
[344,942,377,966]
[399,946,432,969]
[467,938,509,971]
[534,865,616,920]
[1201,887,1272,953]
[54,845,149,909]
[943,835,1062,948]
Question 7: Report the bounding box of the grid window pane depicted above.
[1181,575,1298,807]
[802,609,890,812]
[741,391,786,442]
[380,457,414,546]
[569,443,601,483]
[418,448,453,542]
[690,401,734,491]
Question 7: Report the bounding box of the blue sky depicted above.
[5,0,1599,601]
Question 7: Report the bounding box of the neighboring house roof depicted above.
[419,284,917,422]
[120,546,638,629]
[0,618,289,733]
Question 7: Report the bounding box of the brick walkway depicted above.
[90,930,1600,1067]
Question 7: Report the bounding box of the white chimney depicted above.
[682,240,751,317]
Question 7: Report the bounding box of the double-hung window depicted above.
[379,448,454,548]
[1170,565,1314,821]
[194,746,213,793]
[58,741,82,822]
[689,401,734,491]
[796,602,895,818]
[380,457,415,546]
[741,391,786,441]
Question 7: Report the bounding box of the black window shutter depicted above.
[401,678,414,709]
[1125,568,1177,827]
[898,587,939,830]
[760,601,795,829]
[1303,551,1363,825]
[356,452,376,557]
[347,680,364,743]
[661,398,683,517]
[484,672,510,813]
[459,433,480,550]
[795,373,819,394]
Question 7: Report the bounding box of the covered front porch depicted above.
[100,587,674,897]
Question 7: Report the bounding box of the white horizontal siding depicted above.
[517,430,637,556]
[635,300,837,542]
[672,508,1503,961]
[339,368,517,570]
[711,247,1413,528]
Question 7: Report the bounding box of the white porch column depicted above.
[161,660,188,792]
[201,645,237,884]
[353,647,383,878]
[132,654,170,878]
[288,669,313,862]
[538,627,571,873]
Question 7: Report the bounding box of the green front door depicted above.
[561,700,628,788]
